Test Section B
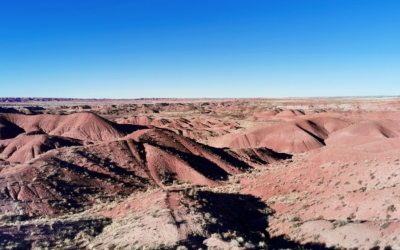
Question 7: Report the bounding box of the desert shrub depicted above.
[387,205,396,212]
[159,171,176,185]
[359,186,367,192]
[288,216,301,222]
[381,222,390,229]
[332,218,349,228]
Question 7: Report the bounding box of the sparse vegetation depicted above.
[332,218,349,229]
[1,98,399,249]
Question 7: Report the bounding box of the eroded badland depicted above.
[1,97,400,249]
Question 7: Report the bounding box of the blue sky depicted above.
[1,0,399,98]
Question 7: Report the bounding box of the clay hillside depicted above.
[1,97,400,249]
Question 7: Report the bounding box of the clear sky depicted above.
[1,1,399,98]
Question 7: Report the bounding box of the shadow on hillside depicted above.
[0,117,25,139]
[196,191,271,240]
[299,125,326,145]
[175,191,271,249]
[0,218,111,249]
[0,107,21,114]
[116,123,148,135]
[207,146,254,170]
[75,150,149,185]
[269,235,336,250]
[224,147,292,165]
[154,145,231,181]
[256,147,292,161]
[176,191,338,250]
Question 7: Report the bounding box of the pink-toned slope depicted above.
[325,120,400,147]
[114,116,153,126]
[213,118,347,153]
[275,109,304,117]
[0,134,82,163]
[0,113,139,141]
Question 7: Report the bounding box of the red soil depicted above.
[275,109,305,117]
[114,115,153,126]
[1,98,400,249]
[213,117,348,153]
[0,133,82,163]
[0,112,141,141]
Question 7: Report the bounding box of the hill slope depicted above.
[0,113,142,141]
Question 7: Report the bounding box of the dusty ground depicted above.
[1,97,400,249]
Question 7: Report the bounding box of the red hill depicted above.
[0,113,142,141]
[212,118,348,153]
